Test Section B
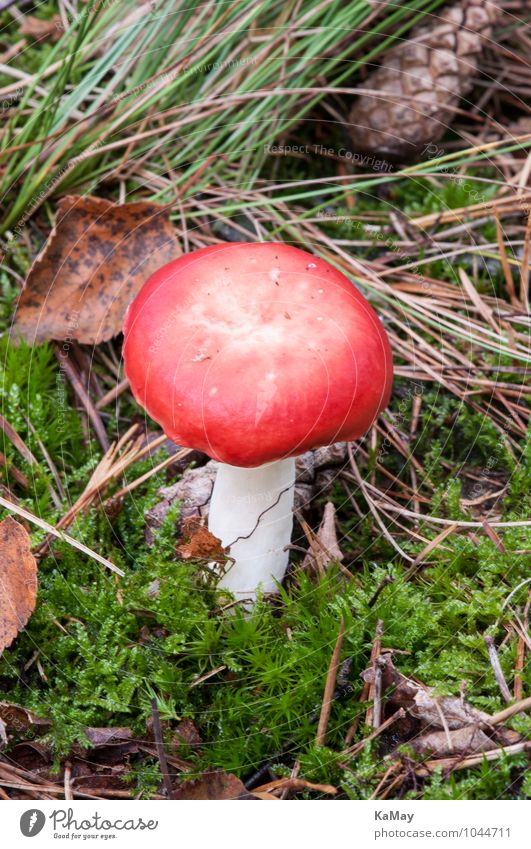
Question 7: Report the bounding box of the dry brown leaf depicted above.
[0,517,37,654]
[302,501,344,575]
[172,719,202,748]
[84,727,133,747]
[0,703,50,739]
[362,655,490,730]
[410,726,496,758]
[20,15,62,43]
[362,655,522,754]
[176,517,226,562]
[5,740,51,770]
[172,770,246,800]
[14,195,180,345]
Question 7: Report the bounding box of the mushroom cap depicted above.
[123,242,393,467]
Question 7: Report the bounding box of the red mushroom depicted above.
[123,242,393,603]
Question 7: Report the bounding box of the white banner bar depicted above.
[0,800,528,848]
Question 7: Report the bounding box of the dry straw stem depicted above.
[252,777,337,797]
[287,201,530,492]
[486,695,531,727]
[512,595,529,700]
[0,756,165,799]
[0,496,122,576]
[414,741,531,777]
[150,698,173,800]
[316,616,345,747]
[371,657,386,730]
[342,708,406,758]
[404,524,459,578]
[365,619,384,730]
[108,448,190,503]
[373,740,531,796]
[348,446,415,563]
[370,502,531,530]
[34,425,188,554]
[33,424,145,555]
[95,377,129,409]
[63,762,73,802]
[484,635,513,703]
[55,347,109,452]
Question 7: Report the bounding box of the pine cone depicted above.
[348,0,502,161]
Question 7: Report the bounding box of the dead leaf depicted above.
[172,719,202,748]
[20,15,62,43]
[6,740,51,770]
[84,727,133,747]
[409,726,497,758]
[76,727,140,766]
[361,655,523,756]
[0,517,37,654]
[0,703,50,739]
[171,770,246,800]
[362,655,491,730]
[302,501,344,575]
[13,195,180,345]
[176,517,226,562]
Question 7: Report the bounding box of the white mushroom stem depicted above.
[208,457,296,604]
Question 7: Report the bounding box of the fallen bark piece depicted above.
[13,195,180,345]
[0,517,38,655]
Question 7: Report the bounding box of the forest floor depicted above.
[0,0,529,800]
